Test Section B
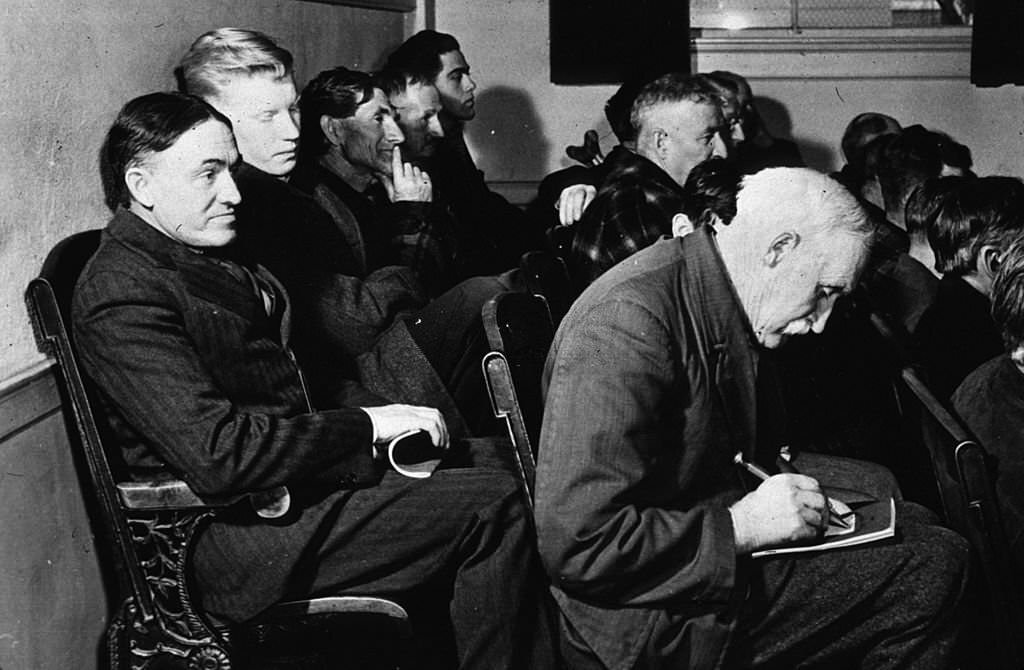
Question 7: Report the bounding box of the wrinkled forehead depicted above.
[354,88,391,119]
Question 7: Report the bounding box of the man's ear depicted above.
[320,115,344,146]
[124,166,153,209]
[763,231,801,268]
[979,244,1003,280]
[652,128,669,158]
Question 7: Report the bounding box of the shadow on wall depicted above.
[755,96,834,172]
[464,86,550,182]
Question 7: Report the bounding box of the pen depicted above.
[733,452,851,529]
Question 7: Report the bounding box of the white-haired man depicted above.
[537,165,968,670]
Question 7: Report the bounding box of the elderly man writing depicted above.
[536,165,967,669]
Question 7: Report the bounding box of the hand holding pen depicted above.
[733,452,850,530]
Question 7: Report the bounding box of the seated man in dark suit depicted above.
[75,91,556,669]
[176,28,508,434]
[291,66,459,297]
[915,176,1024,399]
[954,235,1024,589]
[536,165,967,670]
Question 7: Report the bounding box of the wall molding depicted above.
[693,27,972,79]
[0,360,59,444]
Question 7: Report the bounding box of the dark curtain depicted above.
[549,0,690,84]
[971,0,1024,86]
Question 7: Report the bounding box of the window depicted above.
[690,0,971,31]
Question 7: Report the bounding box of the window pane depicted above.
[690,0,967,29]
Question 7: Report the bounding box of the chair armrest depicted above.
[259,597,410,623]
[116,480,242,510]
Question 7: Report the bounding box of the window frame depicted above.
[691,26,972,79]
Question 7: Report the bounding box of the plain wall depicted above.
[434,0,1024,191]
[0,3,407,667]
[0,0,409,384]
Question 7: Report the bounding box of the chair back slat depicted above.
[482,351,535,509]
[482,292,555,450]
[25,230,157,622]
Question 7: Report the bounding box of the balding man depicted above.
[568,72,729,287]
[538,166,967,670]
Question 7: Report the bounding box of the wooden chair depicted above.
[899,367,1024,669]
[481,292,555,448]
[27,230,411,670]
[518,249,574,327]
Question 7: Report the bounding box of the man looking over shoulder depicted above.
[75,91,556,669]
[537,165,967,670]
[568,72,729,286]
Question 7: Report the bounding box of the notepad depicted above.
[752,495,896,558]
[387,429,445,479]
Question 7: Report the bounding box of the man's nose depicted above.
[428,115,444,139]
[810,295,840,333]
[384,116,405,144]
[464,75,476,93]
[280,110,300,141]
[731,120,746,144]
[712,132,729,159]
[220,173,242,206]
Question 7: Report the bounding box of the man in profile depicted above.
[385,30,543,277]
[76,91,556,669]
[537,165,967,670]
[292,66,458,297]
[568,72,729,286]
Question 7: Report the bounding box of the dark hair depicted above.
[904,176,967,238]
[100,91,228,212]
[630,73,719,135]
[930,176,1024,275]
[991,235,1024,357]
[876,125,945,214]
[384,30,461,83]
[841,112,901,168]
[298,67,376,160]
[681,157,741,227]
[604,75,653,144]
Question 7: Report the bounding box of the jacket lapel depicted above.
[679,228,760,461]
[107,209,266,324]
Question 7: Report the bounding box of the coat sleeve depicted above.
[535,298,737,608]
[73,267,378,499]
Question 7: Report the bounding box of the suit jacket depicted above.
[536,228,756,670]
[234,163,464,431]
[290,160,459,298]
[73,209,380,498]
[914,273,1003,400]
[73,210,386,619]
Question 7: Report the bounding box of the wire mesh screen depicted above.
[690,0,966,29]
